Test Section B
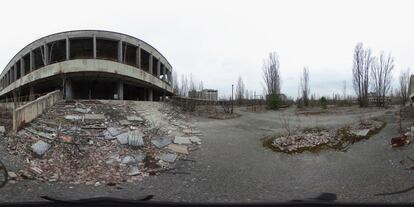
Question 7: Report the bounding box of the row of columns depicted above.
[1,37,173,98]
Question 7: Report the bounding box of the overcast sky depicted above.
[0,0,413,98]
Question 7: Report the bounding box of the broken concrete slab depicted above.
[159,153,177,163]
[0,126,5,134]
[174,136,192,145]
[151,137,172,148]
[119,120,131,126]
[351,129,370,137]
[84,114,105,120]
[31,140,51,156]
[121,155,136,165]
[26,128,55,140]
[73,108,91,113]
[128,166,140,176]
[116,133,129,145]
[107,127,122,137]
[128,130,144,146]
[167,144,189,154]
[188,136,201,145]
[64,115,83,121]
[126,115,144,122]
[134,154,146,163]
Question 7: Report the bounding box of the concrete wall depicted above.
[12,90,62,132]
[0,102,27,110]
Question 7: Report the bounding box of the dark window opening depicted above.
[70,38,93,59]
[23,54,30,75]
[122,42,137,67]
[140,49,150,72]
[33,47,45,70]
[71,79,117,99]
[152,57,158,76]
[124,83,146,100]
[160,63,165,79]
[16,62,21,80]
[48,40,66,64]
[96,38,118,61]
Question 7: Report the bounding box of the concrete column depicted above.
[93,35,97,59]
[13,65,17,82]
[118,41,123,62]
[20,58,25,77]
[66,37,70,60]
[156,59,161,78]
[117,81,124,100]
[29,50,34,72]
[148,88,153,101]
[43,44,49,65]
[29,86,34,101]
[162,65,166,81]
[136,46,141,68]
[65,79,72,100]
[149,54,153,74]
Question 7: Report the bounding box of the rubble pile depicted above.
[272,129,335,152]
[4,100,202,185]
[270,119,385,153]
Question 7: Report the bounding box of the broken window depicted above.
[48,40,66,64]
[70,38,93,59]
[23,54,30,74]
[140,49,150,72]
[32,47,45,70]
[96,38,118,61]
[152,57,158,76]
[122,42,137,67]
[15,62,21,80]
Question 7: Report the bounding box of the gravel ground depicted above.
[1,105,414,204]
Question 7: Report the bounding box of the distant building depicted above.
[352,92,391,105]
[188,89,218,101]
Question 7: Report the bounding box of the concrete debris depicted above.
[119,120,131,126]
[121,155,136,165]
[188,136,202,145]
[0,126,5,134]
[128,130,144,146]
[107,127,122,137]
[174,136,192,145]
[159,153,177,163]
[2,100,202,185]
[351,129,370,137]
[128,166,140,176]
[64,115,83,121]
[73,108,91,113]
[8,171,18,179]
[151,137,172,148]
[84,114,105,120]
[167,144,189,154]
[31,140,51,155]
[126,115,144,122]
[116,133,129,145]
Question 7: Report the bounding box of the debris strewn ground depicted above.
[2,100,202,185]
[267,119,385,153]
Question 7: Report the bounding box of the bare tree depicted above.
[352,43,373,107]
[399,67,411,105]
[235,76,245,104]
[300,67,310,107]
[262,52,281,96]
[342,80,346,101]
[172,71,179,95]
[198,80,204,91]
[371,52,394,106]
[179,74,189,97]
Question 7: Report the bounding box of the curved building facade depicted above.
[0,30,173,101]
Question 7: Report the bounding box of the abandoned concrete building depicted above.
[0,30,173,102]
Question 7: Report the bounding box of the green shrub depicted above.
[320,96,327,109]
[266,92,280,110]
